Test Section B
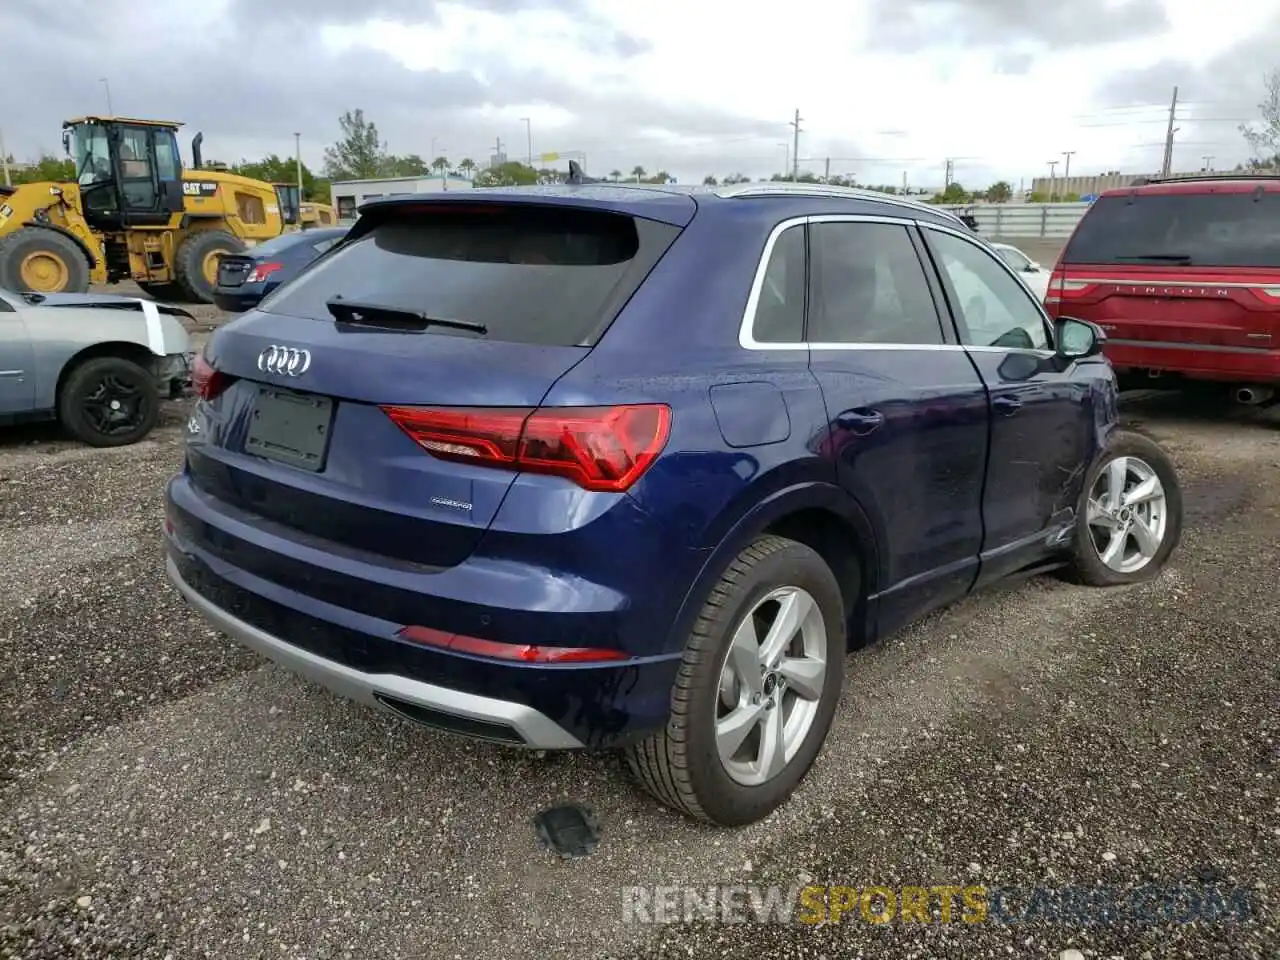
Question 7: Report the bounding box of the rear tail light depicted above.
[192,351,234,401]
[245,262,283,283]
[396,625,629,662]
[381,403,671,493]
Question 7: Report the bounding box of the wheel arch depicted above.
[55,341,157,407]
[665,480,883,656]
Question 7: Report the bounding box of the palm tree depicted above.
[457,158,476,179]
[703,175,718,186]
[609,169,622,182]
[430,156,450,175]
[630,165,646,183]
[651,170,672,184]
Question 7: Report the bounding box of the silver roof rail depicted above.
[713,181,966,225]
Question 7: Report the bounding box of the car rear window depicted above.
[258,204,680,346]
[1063,191,1280,267]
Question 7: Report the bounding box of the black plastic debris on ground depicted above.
[534,804,600,859]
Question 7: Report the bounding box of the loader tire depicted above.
[0,226,91,295]
[174,230,244,304]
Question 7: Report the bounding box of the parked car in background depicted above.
[1045,175,1280,405]
[166,183,1182,827]
[212,227,347,314]
[0,288,192,446]
[991,241,1051,300]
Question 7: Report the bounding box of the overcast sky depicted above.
[5,0,1280,188]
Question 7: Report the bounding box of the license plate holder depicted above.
[244,386,333,472]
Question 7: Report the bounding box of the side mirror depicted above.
[1055,316,1105,360]
[61,131,71,156]
[1025,261,1041,273]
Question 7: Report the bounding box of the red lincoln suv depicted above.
[1045,175,1280,407]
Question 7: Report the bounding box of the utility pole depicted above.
[1047,159,1059,201]
[1160,86,1179,178]
[520,117,532,167]
[100,77,113,115]
[1062,150,1076,194]
[823,157,831,183]
[944,158,954,188]
[1203,154,1214,171]
[0,127,10,187]
[789,109,802,182]
[293,132,304,228]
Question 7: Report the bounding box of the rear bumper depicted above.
[166,555,584,749]
[211,289,264,314]
[1105,339,1280,384]
[163,473,685,749]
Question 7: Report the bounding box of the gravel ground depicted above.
[0,349,1277,958]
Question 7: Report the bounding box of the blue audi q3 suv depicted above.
[164,181,1183,826]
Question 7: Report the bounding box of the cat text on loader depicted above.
[0,116,286,303]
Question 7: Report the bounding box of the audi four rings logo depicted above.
[257,345,312,376]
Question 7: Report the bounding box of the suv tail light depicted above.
[192,352,234,401]
[381,403,672,493]
[246,262,283,283]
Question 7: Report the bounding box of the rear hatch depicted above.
[190,196,688,568]
[1048,185,1280,353]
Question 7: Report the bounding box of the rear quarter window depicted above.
[259,204,682,346]
[1064,191,1280,267]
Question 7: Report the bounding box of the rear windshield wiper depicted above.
[325,297,487,335]
[1112,253,1193,264]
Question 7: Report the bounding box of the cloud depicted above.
[868,0,1169,52]
[1,0,793,182]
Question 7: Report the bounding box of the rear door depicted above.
[921,224,1099,585]
[1051,188,1280,354]
[804,216,991,633]
[191,199,687,569]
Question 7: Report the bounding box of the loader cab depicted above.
[273,183,302,227]
[64,116,185,229]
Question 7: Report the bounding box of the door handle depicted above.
[836,408,884,435]
[992,395,1022,416]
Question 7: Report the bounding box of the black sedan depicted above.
[212,228,347,313]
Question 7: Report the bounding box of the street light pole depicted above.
[1062,150,1076,193]
[0,127,10,187]
[1047,159,1059,201]
[100,78,113,115]
[520,117,532,167]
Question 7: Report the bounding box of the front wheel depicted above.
[57,356,160,447]
[625,535,846,826]
[1064,429,1183,586]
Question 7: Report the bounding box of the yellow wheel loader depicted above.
[0,116,289,303]
[273,183,336,231]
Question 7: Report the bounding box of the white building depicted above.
[330,174,475,223]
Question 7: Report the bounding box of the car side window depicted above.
[312,238,340,255]
[808,221,944,345]
[750,224,806,343]
[996,246,1030,272]
[928,230,1050,351]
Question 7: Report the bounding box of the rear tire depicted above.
[1063,429,1182,586]
[174,229,244,304]
[0,226,91,295]
[58,355,160,448]
[625,535,846,826]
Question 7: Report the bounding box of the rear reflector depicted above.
[396,625,629,663]
[381,403,671,493]
[192,352,234,401]
[245,262,283,283]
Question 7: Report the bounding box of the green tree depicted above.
[702,175,719,185]
[385,154,430,177]
[721,173,750,184]
[7,154,75,184]
[474,161,539,187]
[457,158,477,178]
[609,169,622,181]
[933,182,969,203]
[430,156,450,175]
[1240,69,1280,162]
[630,165,646,182]
[233,153,331,201]
[323,108,388,180]
[1028,190,1050,202]
[984,180,1013,203]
